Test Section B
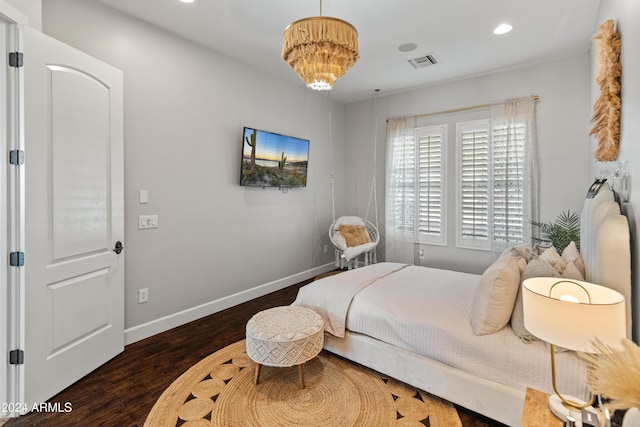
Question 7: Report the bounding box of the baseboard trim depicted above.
[124,262,335,345]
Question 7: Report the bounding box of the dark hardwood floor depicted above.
[4,275,505,427]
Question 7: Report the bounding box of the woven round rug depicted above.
[144,340,463,427]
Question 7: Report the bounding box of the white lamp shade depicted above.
[522,277,626,353]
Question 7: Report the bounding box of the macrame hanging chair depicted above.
[329,214,379,269]
[329,91,381,269]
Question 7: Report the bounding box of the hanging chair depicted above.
[329,216,379,269]
[327,90,382,270]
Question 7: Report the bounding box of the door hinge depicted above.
[9,150,24,165]
[9,349,24,365]
[8,52,23,68]
[9,251,24,267]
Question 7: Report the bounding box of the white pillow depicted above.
[333,233,348,251]
[510,258,560,343]
[471,255,522,336]
[335,216,365,227]
[561,241,585,278]
[539,246,567,274]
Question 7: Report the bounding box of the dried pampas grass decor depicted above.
[590,19,622,162]
[585,339,640,411]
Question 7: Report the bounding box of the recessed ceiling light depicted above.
[398,43,418,52]
[180,0,195,3]
[493,23,513,35]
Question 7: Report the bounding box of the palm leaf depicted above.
[530,210,580,253]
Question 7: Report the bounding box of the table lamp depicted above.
[522,278,626,422]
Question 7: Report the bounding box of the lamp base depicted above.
[548,394,591,426]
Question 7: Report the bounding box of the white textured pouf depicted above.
[246,306,324,388]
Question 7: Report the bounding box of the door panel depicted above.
[24,26,124,406]
[50,65,110,260]
[49,269,110,353]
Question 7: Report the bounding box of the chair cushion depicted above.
[337,225,371,247]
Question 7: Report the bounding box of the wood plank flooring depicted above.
[4,276,505,427]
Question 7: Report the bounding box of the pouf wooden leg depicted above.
[298,363,305,389]
[254,364,262,385]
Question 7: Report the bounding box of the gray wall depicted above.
[593,0,640,342]
[41,0,344,341]
[345,54,592,274]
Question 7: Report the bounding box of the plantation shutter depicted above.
[416,126,446,245]
[492,124,526,244]
[456,120,490,249]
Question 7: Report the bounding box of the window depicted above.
[385,97,535,260]
[387,125,446,245]
[456,119,526,250]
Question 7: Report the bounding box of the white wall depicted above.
[4,0,39,29]
[592,0,640,342]
[42,0,344,340]
[344,54,592,274]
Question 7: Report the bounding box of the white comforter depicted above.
[293,262,588,398]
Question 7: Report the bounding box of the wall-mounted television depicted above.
[240,126,309,188]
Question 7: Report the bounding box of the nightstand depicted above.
[520,388,563,426]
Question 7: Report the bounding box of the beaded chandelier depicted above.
[282,1,359,91]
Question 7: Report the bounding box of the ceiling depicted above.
[96,0,602,104]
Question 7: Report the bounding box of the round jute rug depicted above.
[144,340,463,427]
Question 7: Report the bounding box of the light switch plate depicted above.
[139,190,149,204]
[139,214,158,229]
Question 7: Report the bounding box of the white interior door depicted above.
[23,26,124,406]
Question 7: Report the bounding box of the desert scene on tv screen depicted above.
[241,128,309,187]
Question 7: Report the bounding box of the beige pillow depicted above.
[562,261,585,281]
[497,245,530,273]
[561,241,585,278]
[539,246,567,274]
[514,256,527,274]
[510,244,536,263]
[510,259,560,343]
[471,255,522,336]
[337,225,371,247]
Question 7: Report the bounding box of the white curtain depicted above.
[385,116,417,263]
[489,96,539,251]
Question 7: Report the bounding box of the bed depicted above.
[292,183,632,426]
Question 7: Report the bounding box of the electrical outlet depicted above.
[138,288,149,304]
[419,248,425,258]
[324,244,328,254]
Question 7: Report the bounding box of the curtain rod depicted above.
[387,95,540,122]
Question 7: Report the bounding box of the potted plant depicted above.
[530,210,580,254]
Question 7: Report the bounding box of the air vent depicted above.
[408,54,438,69]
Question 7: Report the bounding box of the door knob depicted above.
[113,241,124,255]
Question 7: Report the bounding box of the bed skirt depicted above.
[324,331,524,426]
